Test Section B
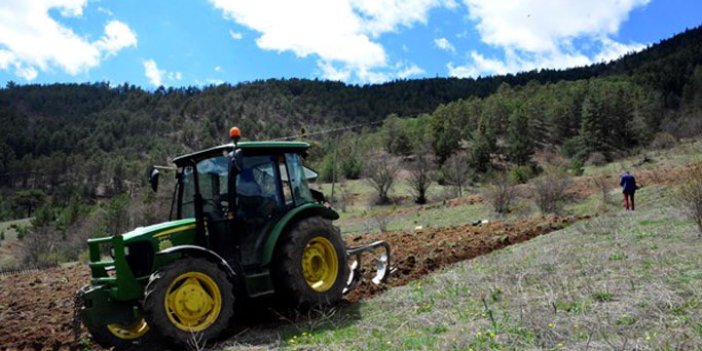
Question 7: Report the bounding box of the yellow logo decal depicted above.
[159,239,173,251]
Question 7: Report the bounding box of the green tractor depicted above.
[76,129,390,348]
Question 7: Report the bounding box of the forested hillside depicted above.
[0,25,701,222]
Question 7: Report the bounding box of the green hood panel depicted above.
[122,218,196,241]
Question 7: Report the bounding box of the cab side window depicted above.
[285,153,314,204]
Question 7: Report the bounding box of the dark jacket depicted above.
[620,173,637,193]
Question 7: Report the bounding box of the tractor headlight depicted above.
[109,246,129,258]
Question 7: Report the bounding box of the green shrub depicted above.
[15,225,29,240]
[317,153,335,182]
[561,136,582,158]
[570,158,584,176]
[341,156,362,179]
[509,165,534,184]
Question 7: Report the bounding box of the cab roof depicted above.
[172,141,310,166]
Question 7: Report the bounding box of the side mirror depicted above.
[148,167,160,192]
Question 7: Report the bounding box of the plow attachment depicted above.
[343,241,391,294]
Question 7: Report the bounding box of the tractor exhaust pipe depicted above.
[343,241,391,294]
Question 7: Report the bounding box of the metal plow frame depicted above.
[343,240,391,294]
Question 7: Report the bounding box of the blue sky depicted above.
[0,0,700,88]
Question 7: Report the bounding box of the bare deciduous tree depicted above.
[484,173,517,214]
[442,153,472,198]
[592,174,613,212]
[363,152,401,204]
[407,147,435,204]
[532,169,572,214]
[677,165,702,238]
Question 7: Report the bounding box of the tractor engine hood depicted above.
[121,218,197,243]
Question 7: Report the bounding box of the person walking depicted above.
[620,171,638,211]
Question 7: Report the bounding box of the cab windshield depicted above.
[178,152,317,220]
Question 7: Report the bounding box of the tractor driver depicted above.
[235,168,262,219]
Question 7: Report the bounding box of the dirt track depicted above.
[0,214,588,350]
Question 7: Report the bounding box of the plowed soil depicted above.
[343,214,587,302]
[0,214,587,350]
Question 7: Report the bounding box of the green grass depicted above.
[0,217,30,241]
[0,218,31,267]
[338,202,490,235]
[218,187,702,350]
[583,139,702,177]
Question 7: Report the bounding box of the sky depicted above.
[0,0,700,88]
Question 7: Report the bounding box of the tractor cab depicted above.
[161,140,326,269]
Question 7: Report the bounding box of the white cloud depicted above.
[0,0,137,81]
[16,66,38,81]
[595,37,646,63]
[464,0,649,52]
[449,49,591,78]
[434,37,455,52]
[397,63,425,79]
[95,20,138,56]
[229,30,243,40]
[143,59,181,87]
[214,65,222,72]
[450,0,650,78]
[210,0,454,82]
[168,71,183,81]
[143,60,162,86]
[317,61,352,82]
[97,6,113,16]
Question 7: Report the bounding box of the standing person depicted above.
[620,171,638,211]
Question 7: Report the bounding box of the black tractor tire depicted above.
[85,317,154,350]
[274,216,349,307]
[143,257,234,347]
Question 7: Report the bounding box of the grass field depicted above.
[219,188,702,350]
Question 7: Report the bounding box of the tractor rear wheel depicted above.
[274,217,348,307]
[86,317,152,350]
[143,258,234,346]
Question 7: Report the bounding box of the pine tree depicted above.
[470,116,494,172]
[578,96,606,160]
[506,106,534,165]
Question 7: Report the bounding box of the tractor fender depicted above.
[156,245,237,280]
[260,203,339,266]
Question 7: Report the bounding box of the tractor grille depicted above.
[125,242,154,278]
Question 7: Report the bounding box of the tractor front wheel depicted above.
[274,217,349,307]
[85,317,152,349]
[143,257,234,346]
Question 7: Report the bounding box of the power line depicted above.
[272,119,386,141]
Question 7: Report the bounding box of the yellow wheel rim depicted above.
[301,236,339,292]
[164,272,222,332]
[107,319,149,340]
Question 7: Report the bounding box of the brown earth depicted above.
[0,214,587,350]
[344,214,587,303]
[0,265,89,351]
